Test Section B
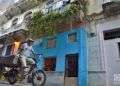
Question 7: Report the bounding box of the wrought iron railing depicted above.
[0,23,27,37]
[102,1,120,17]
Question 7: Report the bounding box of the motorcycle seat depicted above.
[0,55,20,67]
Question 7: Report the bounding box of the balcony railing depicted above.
[102,1,120,17]
[0,23,27,37]
[42,0,70,14]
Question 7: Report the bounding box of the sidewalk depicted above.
[0,80,32,86]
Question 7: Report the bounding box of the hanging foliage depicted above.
[27,11,64,38]
[27,1,89,39]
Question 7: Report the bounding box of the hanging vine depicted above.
[27,0,89,39]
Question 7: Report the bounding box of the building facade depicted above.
[0,0,104,86]
[33,27,87,86]
[87,0,120,86]
[98,16,120,86]
[0,4,40,56]
[0,0,120,86]
[0,0,72,56]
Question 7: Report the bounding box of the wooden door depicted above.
[65,54,78,86]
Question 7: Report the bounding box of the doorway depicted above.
[65,54,79,86]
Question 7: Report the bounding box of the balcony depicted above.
[102,1,120,17]
[0,23,27,37]
[42,0,70,14]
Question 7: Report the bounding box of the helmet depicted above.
[26,38,34,42]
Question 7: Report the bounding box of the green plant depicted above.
[27,0,89,39]
[27,11,64,38]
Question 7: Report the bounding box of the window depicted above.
[103,28,120,40]
[0,44,3,55]
[24,11,32,23]
[47,38,56,48]
[5,44,15,55]
[118,43,120,56]
[24,11,32,18]
[68,32,77,42]
[103,0,111,3]
[46,0,54,5]
[48,6,53,13]
[63,0,70,5]
[44,57,56,71]
[12,18,18,26]
[53,1,63,10]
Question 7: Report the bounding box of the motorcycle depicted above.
[0,53,46,86]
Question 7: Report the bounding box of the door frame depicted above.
[64,53,79,86]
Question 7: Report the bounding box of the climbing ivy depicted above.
[27,0,89,39]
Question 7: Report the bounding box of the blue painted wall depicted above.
[33,26,88,86]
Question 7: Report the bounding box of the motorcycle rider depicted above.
[17,38,35,74]
[8,38,46,85]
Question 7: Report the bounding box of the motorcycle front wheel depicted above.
[32,70,46,86]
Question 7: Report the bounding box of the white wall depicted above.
[1,7,40,30]
[88,0,103,15]
[98,15,120,86]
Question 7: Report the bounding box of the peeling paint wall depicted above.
[33,27,88,86]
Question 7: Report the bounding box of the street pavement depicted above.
[0,80,32,86]
[0,72,64,86]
